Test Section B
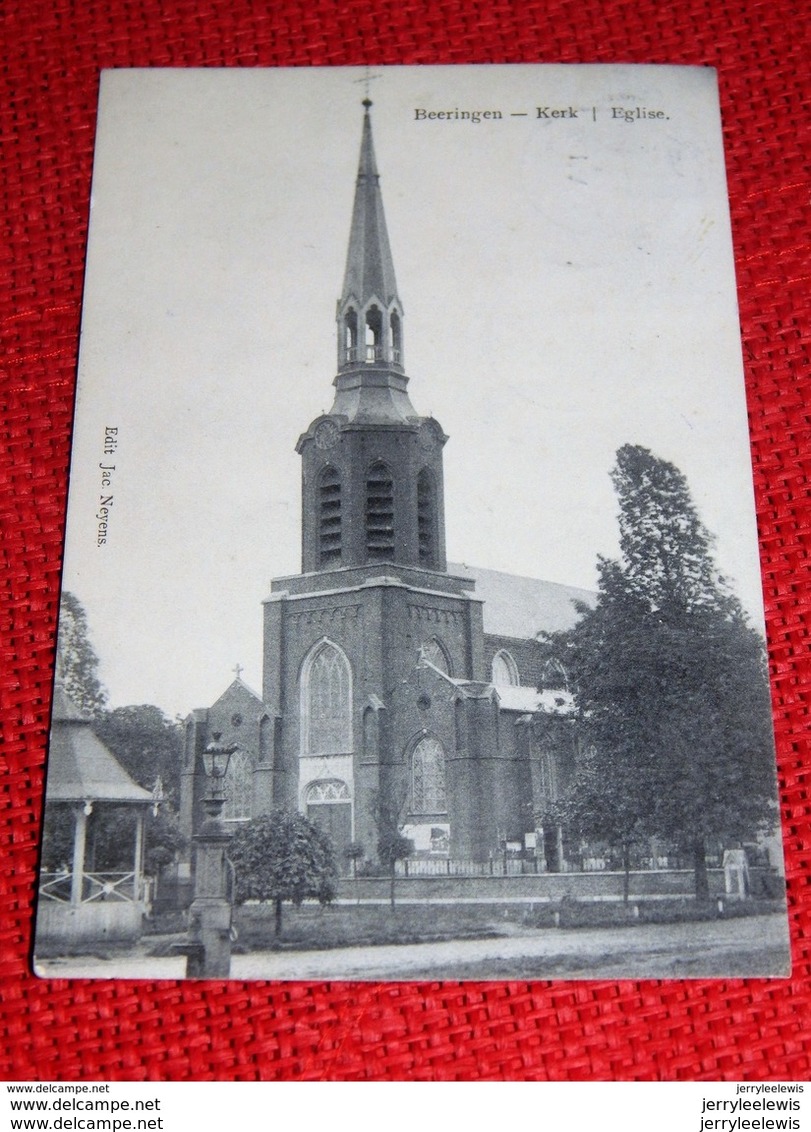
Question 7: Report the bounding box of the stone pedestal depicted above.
[185,815,233,978]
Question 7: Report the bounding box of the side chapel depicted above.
[180,101,596,875]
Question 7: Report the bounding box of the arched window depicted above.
[363,705,379,763]
[417,468,438,568]
[420,637,450,676]
[318,466,342,567]
[343,308,358,362]
[491,649,520,686]
[301,641,352,755]
[366,461,395,560]
[223,748,252,821]
[305,779,350,804]
[412,737,447,814]
[365,305,383,361]
[542,658,569,691]
[390,310,402,363]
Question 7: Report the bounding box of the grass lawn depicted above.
[231,902,506,951]
[202,896,785,954]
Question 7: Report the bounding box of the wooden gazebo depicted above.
[36,683,153,946]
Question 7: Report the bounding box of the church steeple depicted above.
[296,99,448,576]
[337,99,404,376]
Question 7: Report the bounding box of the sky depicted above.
[61,64,766,717]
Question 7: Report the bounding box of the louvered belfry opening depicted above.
[366,461,395,560]
[319,467,342,566]
[299,102,447,575]
[417,469,435,566]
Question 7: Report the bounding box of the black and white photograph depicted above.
[34,64,790,980]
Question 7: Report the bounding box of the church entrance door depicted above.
[304,780,353,872]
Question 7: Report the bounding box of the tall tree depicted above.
[554,445,777,899]
[93,704,183,803]
[55,593,186,877]
[228,809,337,936]
[56,591,107,717]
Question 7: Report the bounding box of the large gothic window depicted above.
[491,649,520,686]
[417,469,438,568]
[318,466,342,567]
[302,641,352,755]
[412,737,447,815]
[366,461,395,560]
[223,748,252,821]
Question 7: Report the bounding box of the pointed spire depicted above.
[340,99,400,314]
[325,99,417,424]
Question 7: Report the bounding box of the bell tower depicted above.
[265,99,487,864]
[297,99,448,576]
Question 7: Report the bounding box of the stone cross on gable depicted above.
[232,663,243,680]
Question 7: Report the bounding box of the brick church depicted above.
[180,101,595,875]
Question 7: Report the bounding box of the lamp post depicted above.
[183,732,238,978]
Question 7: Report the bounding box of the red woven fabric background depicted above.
[2,0,810,1082]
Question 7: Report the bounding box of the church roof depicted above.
[450,562,597,640]
[210,676,266,710]
[340,100,400,311]
[45,684,152,805]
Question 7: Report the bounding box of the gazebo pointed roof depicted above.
[45,684,152,805]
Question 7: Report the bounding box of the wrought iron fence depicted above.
[393,856,712,877]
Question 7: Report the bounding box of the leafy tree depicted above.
[378,832,414,911]
[40,804,76,871]
[553,445,777,899]
[93,704,183,804]
[343,841,365,875]
[82,805,143,872]
[57,591,107,717]
[228,809,337,936]
[143,807,187,876]
[555,742,649,904]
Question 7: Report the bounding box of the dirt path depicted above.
[36,913,789,981]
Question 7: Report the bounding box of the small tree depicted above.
[367,790,413,910]
[378,831,414,911]
[143,807,187,877]
[343,841,365,904]
[228,809,337,936]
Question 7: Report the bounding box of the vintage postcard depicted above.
[35,65,789,980]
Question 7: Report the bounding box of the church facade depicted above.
[181,101,595,874]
